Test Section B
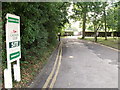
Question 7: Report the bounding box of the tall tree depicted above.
[105,2,119,38]
[103,2,108,40]
[89,2,103,42]
[117,2,120,32]
[72,2,91,39]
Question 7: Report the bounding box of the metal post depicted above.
[58,33,61,42]
[4,61,12,88]
[17,59,21,81]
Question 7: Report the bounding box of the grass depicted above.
[80,37,119,50]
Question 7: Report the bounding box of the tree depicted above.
[89,2,103,42]
[2,2,70,63]
[104,2,119,38]
[72,2,91,39]
[118,2,120,33]
[103,2,108,40]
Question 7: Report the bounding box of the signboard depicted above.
[6,13,21,62]
[4,13,21,88]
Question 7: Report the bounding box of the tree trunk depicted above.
[94,24,97,42]
[112,28,115,39]
[95,35,97,42]
[82,11,87,39]
[104,3,107,40]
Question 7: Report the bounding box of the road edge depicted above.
[28,42,61,88]
[80,39,119,52]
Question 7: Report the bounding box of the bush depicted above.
[2,2,69,66]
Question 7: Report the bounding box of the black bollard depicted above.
[58,33,61,41]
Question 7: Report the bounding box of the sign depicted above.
[6,13,21,62]
[4,13,21,88]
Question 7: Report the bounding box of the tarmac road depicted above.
[30,36,118,88]
[54,36,118,88]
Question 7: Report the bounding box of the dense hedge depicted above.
[2,2,70,64]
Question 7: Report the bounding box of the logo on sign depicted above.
[13,30,17,33]
[10,30,19,40]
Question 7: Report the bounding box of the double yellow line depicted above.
[43,42,62,88]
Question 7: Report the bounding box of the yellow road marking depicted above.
[49,44,62,88]
[42,43,61,88]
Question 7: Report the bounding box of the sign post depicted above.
[4,13,21,88]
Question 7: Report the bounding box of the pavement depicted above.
[30,36,118,88]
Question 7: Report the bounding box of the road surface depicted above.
[54,36,118,88]
[30,36,118,88]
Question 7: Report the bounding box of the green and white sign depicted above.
[4,13,21,88]
[6,13,21,62]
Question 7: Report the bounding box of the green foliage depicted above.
[117,1,120,32]
[2,2,69,64]
[105,2,118,32]
[72,2,118,32]
[72,2,93,39]
[0,2,2,68]
[72,2,119,41]
[72,2,91,21]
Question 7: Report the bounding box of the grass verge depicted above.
[80,37,119,50]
